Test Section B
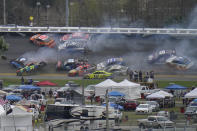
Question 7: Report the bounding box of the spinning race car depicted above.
[30,34,56,48]
[58,32,91,53]
[166,56,193,70]
[16,62,47,76]
[68,64,91,77]
[148,49,176,64]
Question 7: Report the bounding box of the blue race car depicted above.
[148,49,176,64]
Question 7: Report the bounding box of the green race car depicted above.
[84,71,113,79]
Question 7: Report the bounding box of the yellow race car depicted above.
[84,71,113,79]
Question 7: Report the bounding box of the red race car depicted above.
[68,64,91,77]
[60,32,90,42]
[30,34,56,48]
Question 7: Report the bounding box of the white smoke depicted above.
[22,47,58,64]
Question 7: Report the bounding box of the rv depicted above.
[45,104,120,130]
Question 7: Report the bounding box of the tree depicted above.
[0,36,9,59]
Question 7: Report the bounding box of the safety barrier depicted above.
[1,26,197,35]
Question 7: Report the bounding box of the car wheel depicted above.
[139,124,145,129]
[157,125,162,129]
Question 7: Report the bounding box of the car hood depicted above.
[158,120,174,124]
[136,108,148,110]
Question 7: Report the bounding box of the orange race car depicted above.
[30,34,56,48]
[68,64,91,77]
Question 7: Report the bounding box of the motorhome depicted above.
[45,104,119,130]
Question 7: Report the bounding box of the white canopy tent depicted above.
[95,79,141,99]
[184,88,197,98]
[95,79,118,88]
[114,79,141,99]
[146,90,173,99]
[0,105,33,131]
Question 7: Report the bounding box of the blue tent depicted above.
[193,99,197,103]
[102,103,123,110]
[108,91,125,97]
[6,95,22,101]
[18,85,41,90]
[165,84,187,90]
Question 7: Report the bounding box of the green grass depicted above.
[2,78,197,89]
[157,80,197,88]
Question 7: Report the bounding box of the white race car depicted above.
[166,56,193,70]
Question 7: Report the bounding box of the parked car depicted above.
[157,111,169,118]
[138,116,174,129]
[145,101,160,112]
[135,104,152,114]
[184,106,197,117]
[140,86,160,96]
[123,100,139,111]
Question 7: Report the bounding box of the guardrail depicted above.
[1,26,197,35]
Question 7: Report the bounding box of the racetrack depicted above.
[1,33,197,80]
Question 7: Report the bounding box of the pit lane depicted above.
[1,33,197,80]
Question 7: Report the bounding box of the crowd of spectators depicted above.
[128,70,155,82]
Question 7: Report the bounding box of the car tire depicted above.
[139,124,145,129]
[157,125,162,129]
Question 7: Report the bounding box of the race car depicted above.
[105,64,129,76]
[148,49,176,64]
[56,59,79,71]
[83,70,113,79]
[60,32,90,42]
[166,56,193,70]
[30,34,56,48]
[10,57,27,69]
[97,57,125,70]
[68,64,91,77]
[58,32,91,53]
[16,62,47,76]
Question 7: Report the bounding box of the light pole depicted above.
[65,0,69,26]
[36,2,41,26]
[46,4,50,26]
[3,0,6,25]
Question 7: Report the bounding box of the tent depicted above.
[114,79,141,99]
[185,88,197,98]
[109,91,125,97]
[116,79,140,87]
[102,103,123,110]
[146,90,173,99]
[165,84,187,90]
[6,95,22,101]
[95,79,118,88]
[18,85,41,90]
[0,90,7,95]
[94,79,141,99]
[36,80,57,86]
[0,105,32,131]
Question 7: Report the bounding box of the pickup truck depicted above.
[140,86,160,96]
[138,116,174,129]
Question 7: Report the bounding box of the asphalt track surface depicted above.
[1,33,197,81]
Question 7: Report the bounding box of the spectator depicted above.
[21,76,25,85]
[150,71,154,79]
[27,78,33,85]
[139,70,142,82]
[49,89,53,98]
[0,80,3,89]
[129,70,133,81]
[134,71,138,82]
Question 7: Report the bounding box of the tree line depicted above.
[0,0,197,27]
